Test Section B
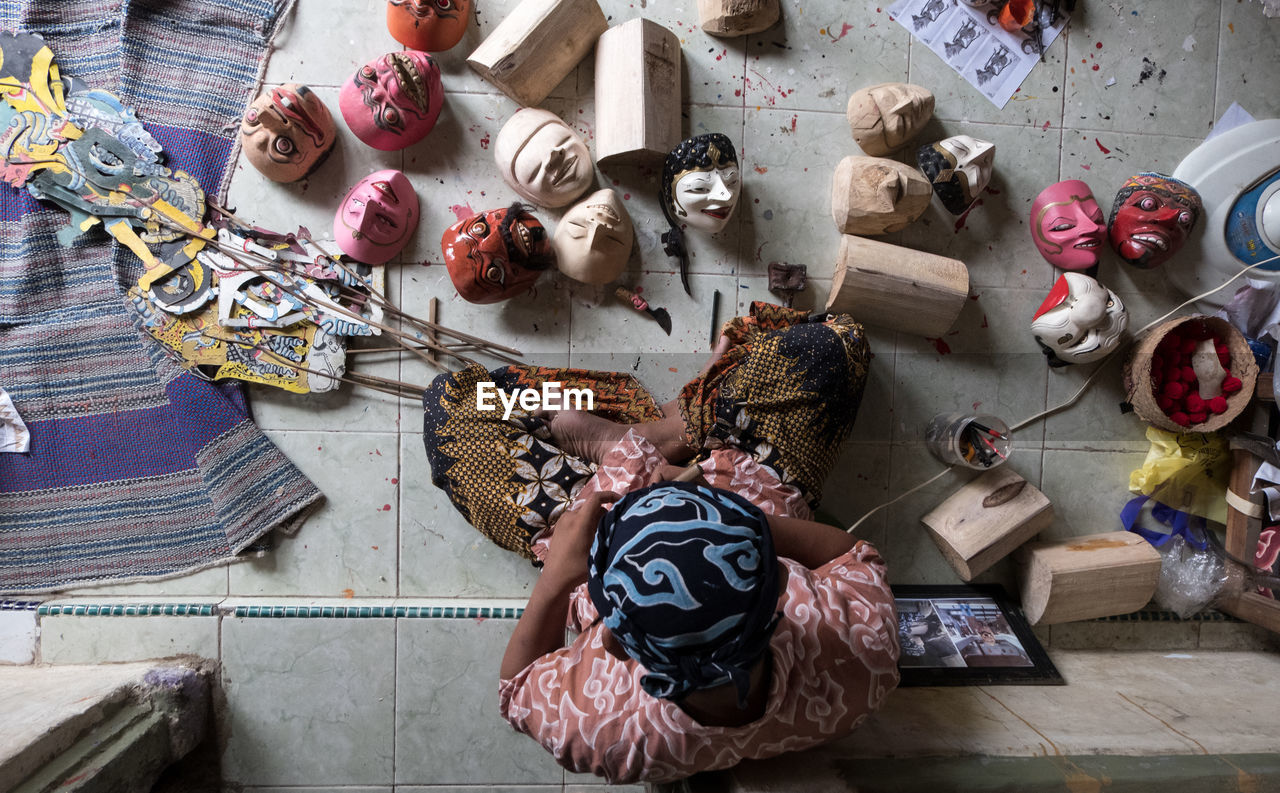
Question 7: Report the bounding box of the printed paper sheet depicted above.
[887,0,1068,109]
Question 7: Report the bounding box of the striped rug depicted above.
[0,0,322,593]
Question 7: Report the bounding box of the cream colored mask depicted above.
[552,189,634,285]
[1031,272,1128,365]
[846,82,934,156]
[494,108,593,208]
[831,155,932,235]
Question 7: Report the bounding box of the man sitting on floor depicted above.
[422,303,900,783]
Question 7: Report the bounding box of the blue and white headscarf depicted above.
[587,481,780,704]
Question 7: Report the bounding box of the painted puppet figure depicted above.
[846,82,934,157]
[339,51,443,151]
[1030,179,1106,271]
[240,83,336,183]
[1031,272,1128,366]
[386,0,472,52]
[494,107,593,208]
[917,134,995,215]
[334,169,419,265]
[1107,172,1202,270]
[659,132,741,293]
[442,203,555,303]
[552,188,634,285]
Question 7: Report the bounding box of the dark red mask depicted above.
[442,204,554,304]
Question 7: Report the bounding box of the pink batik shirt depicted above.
[501,430,900,784]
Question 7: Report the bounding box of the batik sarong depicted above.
[421,302,871,559]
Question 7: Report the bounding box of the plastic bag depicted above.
[1152,533,1228,618]
[1128,426,1230,525]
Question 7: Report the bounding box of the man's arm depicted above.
[500,491,620,680]
[766,513,858,569]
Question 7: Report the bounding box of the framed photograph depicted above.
[893,584,1062,686]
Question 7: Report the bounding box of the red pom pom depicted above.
[1170,412,1192,427]
[1189,411,1208,424]
[1180,366,1197,382]
[1179,338,1197,354]
[1216,344,1230,366]
[1222,376,1243,394]
[1185,393,1205,413]
[1208,396,1229,414]
[1158,395,1175,411]
[1163,382,1186,400]
[1164,367,1181,384]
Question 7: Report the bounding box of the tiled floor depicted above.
[11,0,1280,790]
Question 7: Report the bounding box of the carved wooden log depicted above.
[825,235,969,338]
[467,0,608,107]
[831,155,932,235]
[921,467,1053,582]
[1017,531,1162,625]
[594,18,682,166]
[697,0,780,37]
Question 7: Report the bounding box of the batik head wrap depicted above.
[587,481,780,705]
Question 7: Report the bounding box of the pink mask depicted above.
[334,170,419,264]
[339,51,443,151]
[1030,180,1106,270]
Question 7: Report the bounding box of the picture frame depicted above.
[893,584,1063,686]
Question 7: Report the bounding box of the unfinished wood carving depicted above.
[467,0,608,107]
[921,466,1053,582]
[831,155,932,235]
[1017,531,1162,625]
[595,18,682,166]
[826,235,969,338]
[697,0,780,37]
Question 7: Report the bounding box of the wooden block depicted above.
[467,0,608,107]
[1017,532,1162,625]
[594,19,681,166]
[825,235,969,338]
[697,0,780,36]
[921,467,1053,582]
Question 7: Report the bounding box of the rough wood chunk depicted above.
[1017,531,1162,625]
[921,467,1053,582]
[831,155,932,235]
[594,18,681,166]
[467,0,608,107]
[697,0,780,36]
[825,235,969,338]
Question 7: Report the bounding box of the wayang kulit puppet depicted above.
[386,0,472,52]
[0,31,389,393]
[659,132,742,294]
[1107,172,1203,270]
[494,107,593,208]
[552,188,634,285]
[334,170,419,265]
[339,50,443,151]
[917,134,995,215]
[1030,179,1106,271]
[442,203,555,303]
[1030,272,1128,367]
[239,83,336,183]
[846,82,934,156]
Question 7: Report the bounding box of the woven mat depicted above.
[0,0,323,593]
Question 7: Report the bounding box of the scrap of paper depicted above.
[887,0,1068,109]
[0,387,30,453]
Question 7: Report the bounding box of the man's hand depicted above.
[645,463,705,487]
[501,489,620,681]
[542,490,620,590]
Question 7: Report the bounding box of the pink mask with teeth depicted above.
[339,51,443,151]
[334,169,419,264]
[1030,180,1106,270]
